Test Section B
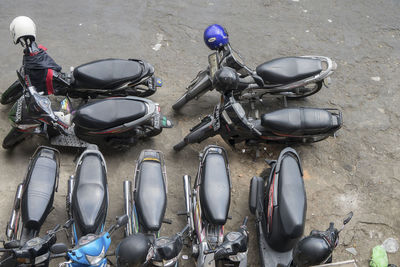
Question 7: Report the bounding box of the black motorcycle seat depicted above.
[72,153,107,236]
[73,98,147,130]
[22,149,58,230]
[200,153,230,225]
[73,59,144,89]
[256,57,322,84]
[261,108,336,135]
[277,155,306,238]
[135,153,166,231]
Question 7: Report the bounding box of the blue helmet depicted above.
[203,24,229,50]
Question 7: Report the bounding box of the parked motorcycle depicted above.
[182,145,249,266]
[249,147,353,266]
[2,29,162,105]
[55,145,127,266]
[0,146,60,266]
[2,70,172,150]
[117,149,187,266]
[173,93,342,151]
[172,24,336,111]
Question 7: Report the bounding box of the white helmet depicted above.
[10,16,36,44]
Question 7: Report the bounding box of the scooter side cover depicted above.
[21,146,59,230]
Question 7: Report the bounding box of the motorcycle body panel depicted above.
[133,150,167,232]
[70,145,108,242]
[66,233,110,267]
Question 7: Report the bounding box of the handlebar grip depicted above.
[242,216,248,227]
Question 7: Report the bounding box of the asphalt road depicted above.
[0,0,399,266]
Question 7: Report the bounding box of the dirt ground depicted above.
[0,0,399,266]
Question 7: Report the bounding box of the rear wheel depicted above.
[1,81,23,105]
[284,81,323,99]
[3,128,28,149]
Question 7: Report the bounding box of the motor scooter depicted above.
[2,38,162,105]
[0,146,60,266]
[249,147,353,266]
[172,25,336,111]
[58,145,127,266]
[3,70,172,150]
[118,149,187,266]
[182,145,249,266]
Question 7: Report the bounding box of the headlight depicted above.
[86,246,105,266]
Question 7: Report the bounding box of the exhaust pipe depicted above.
[183,175,194,232]
[6,183,24,240]
[66,176,75,218]
[123,181,133,236]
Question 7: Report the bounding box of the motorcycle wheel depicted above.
[173,140,187,151]
[1,81,23,105]
[284,81,323,99]
[3,128,28,149]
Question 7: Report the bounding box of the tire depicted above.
[173,140,187,151]
[172,93,189,111]
[285,81,323,99]
[2,128,27,149]
[1,81,23,105]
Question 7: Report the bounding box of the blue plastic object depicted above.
[203,24,229,50]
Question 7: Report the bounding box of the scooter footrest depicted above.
[50,126,89,147]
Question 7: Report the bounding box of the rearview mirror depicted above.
[343,211,353,225]
[50,243,68,254]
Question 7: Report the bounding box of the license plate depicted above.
[208,52,218,78]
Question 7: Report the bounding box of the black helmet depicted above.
[292,235,332,267]
[213,67,239,93]
[116,233,151,267]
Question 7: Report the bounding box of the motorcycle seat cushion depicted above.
[72,153,107,236]
[199,153,230,225]
[261,108,336,135]
[73,59,144,89]
[277,154,306,238]
[256,57,322,84]
[22,149,58,230]
[135,154,166,231]
[73,98,147,130]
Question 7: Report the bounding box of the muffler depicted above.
[6,183,24,240]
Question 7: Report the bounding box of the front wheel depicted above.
[3,128,28,149]
[1,81,23,105]
[284,81,323,99]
